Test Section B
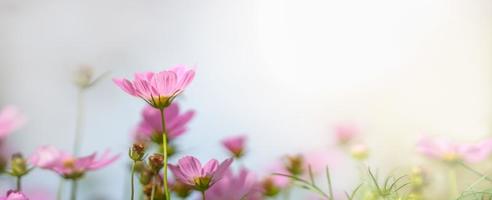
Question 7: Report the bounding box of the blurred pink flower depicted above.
[28,146,61,169]
[221,135,246,158]
[0,106,26,139]
[205,168,262,200]
[169,156,233,191]
[29,146,119,179]
[333,122,358,144]
[113,65,195,108]
[417,136,492,163]
[24,189,53,200]
[135,103,195,141]
[0,190,28,200]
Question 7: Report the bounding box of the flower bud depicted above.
[350,143,369,161]
[129,143,146,161]
[139,167,153,185]
[410,166,426,191]
[172,180,193,198]
[148,154,164,172]
[262,177,281,197]
[73,65,94,88]
[285,155,304,176]
[11,153,28,176]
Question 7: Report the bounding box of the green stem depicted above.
[131,161,136,200]
[73,89,84,155]
[70,180,78,200]
[56,179,64,200]
[150,179,156,200]
[16,176,21,191]
[159,108,170,200]
[201,190,206,200]
[448,168,458,199]
[459,162,492,182]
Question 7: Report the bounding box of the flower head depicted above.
[349,143,369,160]
[0,190,28,200]
[205,168,262,200]
[0,106,26,140]
[333,122,358,144]
[169,156,233,191]
[221,135,246,159]
[417,136,492,163]
[29,146,119,179]
[135,103,195,142]
[113,65,195,108]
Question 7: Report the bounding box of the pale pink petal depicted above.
[211,158,233,184]
[112,78,136,96]
[177,156,202,178]
[201,159,219,176]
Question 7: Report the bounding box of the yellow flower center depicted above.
[442,152,459,162]
[63,158,76,169]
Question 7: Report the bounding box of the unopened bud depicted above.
[285,155,304,176]
[172,180,193,198]
[139,167,153,185]
[73,65,94,88]
[11,153,28,176]
[148,154,164,172]
[262,177,281,197]
[350,144,369,160]
[129,143,146,161]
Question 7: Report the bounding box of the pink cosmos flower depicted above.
[135,103,195,141]
[169,156,233,191]
[205,168,262,200]
[221,135,246,158]
[0,106,26,139]
[29,146,119,179]
[113,65,195,108]
[0,190,28,200]
[333,122,358,144]
[417,136,492,163]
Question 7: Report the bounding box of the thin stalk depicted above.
[150,180,156,200]
[159,108,170,200]
[130,161,136,200]
[459,162,492,183]
[448,168,458,199]
[16,176,21,191]
[201,191,206,200]
[73,89,85,155]
[70,180,78,200]
[56,179,64,200]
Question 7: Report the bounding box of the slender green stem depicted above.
[73,89,84,155]
[70,180,78,200]
[16,176,21,191]
[56,179,64,200]
[459,162,492,182]
[283,181,293,200]
[150,179,156,200]
[131,161,136,200]
[201,191,206,200]
[448,168,458,199]
[159,108,170,200]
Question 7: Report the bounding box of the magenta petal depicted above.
[201,159,219,176]
[152,71,178,96]
[177,156,202,179]
[170,164,192,185]
[211,158,233,184]
[88,151,120,170]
